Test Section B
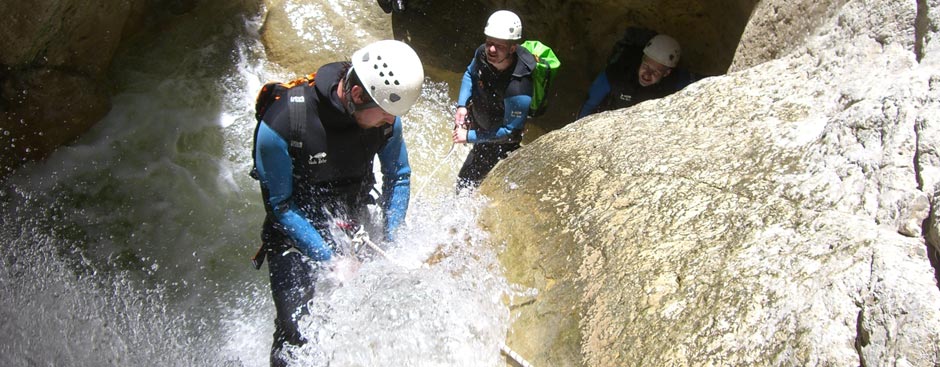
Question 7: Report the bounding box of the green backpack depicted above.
[520,40,561,117]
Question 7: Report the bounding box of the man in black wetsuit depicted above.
[452,10,536,191]
[578,28,685,119]
[252,40,424,366]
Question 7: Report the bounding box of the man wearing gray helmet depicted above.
[251,40,424,366]
[578,28,687,119]
[452,10,536,191]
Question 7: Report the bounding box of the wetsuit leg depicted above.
[267,239,319,367]
[456,141,520,191]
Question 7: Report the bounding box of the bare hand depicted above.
[452,127,468,144]
[454,106,468,128]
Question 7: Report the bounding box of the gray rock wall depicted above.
[0,0,221,178]
[0,0,143,176]
[481,0,940,365]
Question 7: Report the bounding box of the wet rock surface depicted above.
[481,0,940,365]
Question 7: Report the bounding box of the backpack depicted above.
[250,72,316,180]
[606,27,657,67]
[520,40,561,117]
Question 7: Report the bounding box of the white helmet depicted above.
[351,40,425,116]
[484,10,522,41]
[643,34,681,68]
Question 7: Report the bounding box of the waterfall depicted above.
[0,1,514,366]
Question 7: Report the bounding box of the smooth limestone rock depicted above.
[480,0,940,365]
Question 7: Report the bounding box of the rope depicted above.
[412,142,456,202]
[350,226,414,269]
[350,226,391,261]
[359,234,390,259]
[500,342,535,367]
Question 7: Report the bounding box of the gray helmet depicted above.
[484,10,522,41]
[643,34,681,68]
[351,40,425,116]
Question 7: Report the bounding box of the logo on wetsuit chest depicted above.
[618,93,633,103]
[308,152,327,165]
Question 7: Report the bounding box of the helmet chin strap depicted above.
[344,67,358,114]
[344,67,381,116]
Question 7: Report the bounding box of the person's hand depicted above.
[454,106,468,128]
[452,126,468,144]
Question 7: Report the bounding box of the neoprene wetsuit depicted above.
[455,44,534,189]
[253,62,411,366]
[578,28,694,119]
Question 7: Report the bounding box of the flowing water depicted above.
[0,1,519,366]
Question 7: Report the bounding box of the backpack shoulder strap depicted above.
[251,73,316,180]
[286,85,307,159]
[285,73,315,159]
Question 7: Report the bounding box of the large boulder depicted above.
[0,0,214,179]
[0,0,144,177]
[481,0,940,365]
[259,0,394,74]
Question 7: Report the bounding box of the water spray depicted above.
[349,225,537,367]
[412,142,456,202]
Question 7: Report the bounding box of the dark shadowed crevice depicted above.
[914,97,940,289]
[915,119,925,191]
[927,200,940,289]
[916,0,928,62]
[854,307,870,367]
[854,251,878,366]
[929,241,940,290]
[924,190,940,289]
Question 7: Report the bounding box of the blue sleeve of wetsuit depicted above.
[255,122,332,261]
[467,94,531,143]
[457,55,477,107]
[378,117,411,241]
[578,71,612,119]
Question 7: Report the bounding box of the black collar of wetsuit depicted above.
[476,43,536,79]
[315,62,359,131]
[511,45,536,78]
